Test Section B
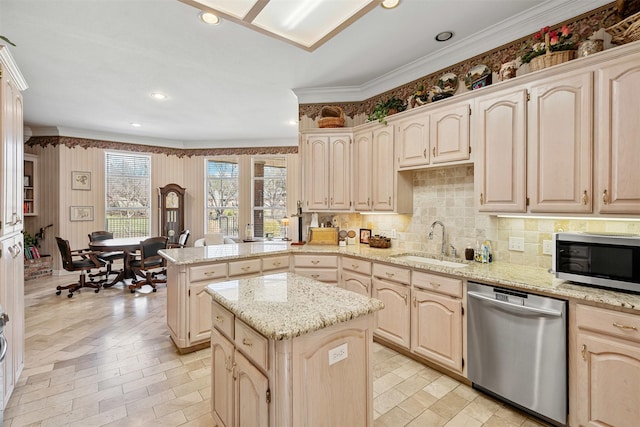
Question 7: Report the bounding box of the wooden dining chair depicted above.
[128,236,169,293]
[88,230,124,282]
[55,237,106,298]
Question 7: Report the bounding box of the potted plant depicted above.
[520,25,576,71]
[0,36,16,46]
[368,96,407,124]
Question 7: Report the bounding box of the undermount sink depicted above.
[392,255,469,268]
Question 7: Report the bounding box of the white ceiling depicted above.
[1,0,611,148]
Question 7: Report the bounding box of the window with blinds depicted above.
[206,157,239,236]
[105,152,151,237]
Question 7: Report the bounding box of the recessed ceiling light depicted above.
[435,31,454,42]
[199,11,220,25]
[151,92,167,100]
[288,120,297,126]
[131,122,142,127]
[381,0,400,9]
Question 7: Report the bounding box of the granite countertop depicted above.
[205,272,384,340]
[161,242,640,313]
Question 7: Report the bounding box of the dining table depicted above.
[89,236,151,287]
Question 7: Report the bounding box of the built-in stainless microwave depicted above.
[553,232,640,293]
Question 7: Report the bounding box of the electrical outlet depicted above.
[328,343,348,365]
[391,229,397,239]
[508,236,525,252]
[543,239,553,255]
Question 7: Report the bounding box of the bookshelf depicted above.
[24,153,37,216]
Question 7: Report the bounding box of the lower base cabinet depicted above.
[372,263,411,349]
[572,303,640,427]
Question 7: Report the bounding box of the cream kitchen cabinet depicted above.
[396,112,430,169]
[302,133,351,211]
[572,303,640,427]
[410,271,463,373]
[372,262,411,349]
[429,100,471,165]
[474,88,527,212]
[353,125,412,213]
[528,71,593,213]
[293,253,339,284]
[341,256,372,296]
[596,53,640,214]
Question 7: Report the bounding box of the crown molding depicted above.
[294,0,612,104]
[0,44,28,90]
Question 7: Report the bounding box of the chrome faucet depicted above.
[428,220,446,256]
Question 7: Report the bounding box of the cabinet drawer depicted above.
[212,301,234,339]
[295,268,339,283]
[412,271,462,298]
[228,258,261,277]
[576,304,640,343]
[342,256,371,275]
[262,255,290,272]
[294,254,338,268]
[235,319,269,371]
[190,263,227,282]
[372,263,410,285]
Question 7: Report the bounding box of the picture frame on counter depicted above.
[71,171,91,190]
[360,228,371,244]
[70,206,94,221]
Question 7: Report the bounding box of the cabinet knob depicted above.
[602,189,609,205]
[582,190,589,205]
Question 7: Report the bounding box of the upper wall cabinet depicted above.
[528,71,593,213]
[302,134,351,211]
[475,88,528,213]
[395,100,470,170]
[596,53,640,214]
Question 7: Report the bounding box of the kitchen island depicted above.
[205,272,384,427]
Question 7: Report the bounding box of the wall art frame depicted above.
[71,171,91,190]
[359,228,371,244]
[70,206,94,221]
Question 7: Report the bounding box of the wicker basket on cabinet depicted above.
[318,106,345,128]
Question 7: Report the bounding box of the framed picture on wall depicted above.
[70,206,94,221]
[71,171,91,190]
[359,228,371,244]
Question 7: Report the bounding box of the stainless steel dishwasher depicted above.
[467,282,567,426]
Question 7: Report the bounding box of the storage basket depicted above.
[529,33,576,72]
[607,10,640,44]
[318,106,345,128]
[368,236,391,249]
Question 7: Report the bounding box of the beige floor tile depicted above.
[374,406,415,427]
[374,387,409,415]
[482,414,521,427]
[374,371,405,395]
[495,404,528,425]
[429,391,471,420]
[397,390,437,417]
[443,412,483,427]
[406,408,448,427]
[393,374,432,397]
[423,375,458,399]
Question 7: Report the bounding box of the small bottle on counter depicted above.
[245,224,253,240]
[465,244,474,261]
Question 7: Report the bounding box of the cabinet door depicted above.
[411,288,462,372]
[329,135,351,210]
[353,131,373,211]
[341,271,371,297]
[235,350,269,427]
[189,283,213,344]
[397,114,430,169]
[211,328,235,427]
[430,102,470,164]
[475,88,527,212]
[303,136,329,211]
[575,333,640,427]
[372,278,410,349]
[528,71,593,213]
[1,75,23,236]
[597,56,640,214]
[371,125,395,211]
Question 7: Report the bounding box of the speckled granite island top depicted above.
[205,272,384,340]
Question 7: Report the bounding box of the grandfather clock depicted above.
[158,184,185,244]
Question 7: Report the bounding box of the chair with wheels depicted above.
[88,230,124,284]
[128,236,169,293]
[55,237,106,298]
[168,230,190,248]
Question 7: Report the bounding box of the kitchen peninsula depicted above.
[205,272,384,427]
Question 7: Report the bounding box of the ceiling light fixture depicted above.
[381,0,400,9]
[199,11,220,25]
[150,92,167,100]
[180,0,381,51]
[435,31,454,42]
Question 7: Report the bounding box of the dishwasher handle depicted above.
[468,291,563,317]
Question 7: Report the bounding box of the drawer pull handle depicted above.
[204,271,217,276]
[311,274,320,279]
[432,283,441,288]
[242,338,253,347]
[241,266,250,271]
[412,296,417,307]
[311,260,320,265]
[582,190,588,205]
[602,189,609,205]
[215,316,224,323]
[385,272,394,277]
[352,264,359,269]
[423,148,427,158]
[432,147,436,157]
[479,193,484,205]
[581,344,586,361]
[272,261,281,267]
[403,294,408,304]
[613,322,637,331]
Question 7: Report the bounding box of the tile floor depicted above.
[5,273,551,426]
